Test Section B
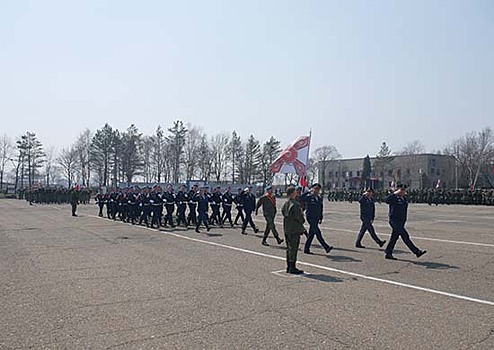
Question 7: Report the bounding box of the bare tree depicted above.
[399,140,425,155]
[150,126,167,183]
[141,136,154,183]
[0,134,14,190]
[210,133,230,182]
[74,129,92,187]
[58,146,78,187]
[184,126,203,180]
[445,127,494,188]
[374,141,395,189]
[44,146,57,187]
[314,145,341,192]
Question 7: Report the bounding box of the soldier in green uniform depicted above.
[255,185,284,247]
[69,185,80,217]
[282,186,307,275]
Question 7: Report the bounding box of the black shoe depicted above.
[261,240,269,246]
[195,229,200,233]
[385,254,397,260]
[254,228,259,233]
[325,246,333,254]
[304,250,314,255]
[416,250,427,258]
[355,244,365,249]
[379,240,386,248]
[241,231,247,235]
[276,237,284,245]
[72,214,78,217]
[206,227,211,232]
[288,263,304,275]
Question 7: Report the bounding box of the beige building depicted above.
[320,154,456,190]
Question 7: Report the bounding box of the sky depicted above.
[1,0,493,158]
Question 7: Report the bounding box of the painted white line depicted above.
[84,213,494,306]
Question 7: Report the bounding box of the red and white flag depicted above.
[269,135,311,176]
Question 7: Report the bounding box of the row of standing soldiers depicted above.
[20,187,91,205]
[327,188,494,206]
[96,184,264,234]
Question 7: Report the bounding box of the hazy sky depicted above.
[1,0,493,158]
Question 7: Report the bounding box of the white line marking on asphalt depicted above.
[271,270,300,278]
[84,213,494,306]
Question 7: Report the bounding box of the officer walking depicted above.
[163,185,176,228]
[187,184,199,227]
[233,188,245,226]
[384,183,427,260]
[241,186,259,235]
[282,186,306,275]
[221,187,234,227]
[194,187,211,233]
[175,185,189,227]
[300,183,333,255]
[355,188,386,248]
[255,185,284,246]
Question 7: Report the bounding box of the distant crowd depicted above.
[327,188,494,206]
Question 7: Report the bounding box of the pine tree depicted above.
[361,155,372,189]
[17,132,45,188]
[166,120,188,183]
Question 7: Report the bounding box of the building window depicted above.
[335,171,339,177]
[430,168,435,175]
[388,170,393,176]
[328,171,333,178]
[349,171,353,177]
[437,169,440,176]
[397,169,402,179]
[357,171,360,177]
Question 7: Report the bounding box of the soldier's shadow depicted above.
[327,255,361,263]
[303,274,344,283]
[206,233,223,237]
[400,260,460,270]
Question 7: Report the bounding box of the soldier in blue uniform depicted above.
[355,188,386,248]
[194,187,211,233]
[187,184,199,226]
[95,190,105,217]
[241,186,259,235]
[384,183,427,260]
[233,188,245,226]
[175,185,189,227]
[221,187,234,227]
[163,185,176,228]
[150,185,163,229]
[138,187,151,227]
[209,187,223,227]
[300,183,333,255]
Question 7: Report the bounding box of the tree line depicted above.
[0,123,493,191]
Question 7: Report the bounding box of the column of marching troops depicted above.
[90,182,427,274]
[94,184,266,235]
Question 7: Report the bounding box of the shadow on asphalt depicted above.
[303,274,344,283]
[206,233,223,237]
[327,255,362,263]
[400,260,460,270]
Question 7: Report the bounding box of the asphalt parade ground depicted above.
[0,199,493,349]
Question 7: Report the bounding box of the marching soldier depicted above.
[241,186,259,235]
[233,188,245,226]
[95,190,106,217]
[209,187,223,227]
[300,183,332,255]
[355,188,386,248]
[255,185,284,246]
[221,187,234,227]
[194,187,211,233]
[150,185,163,229]
[163,185,176,228]
[187,184,199,226]
[384,183,427,260]
[175,185,189,227]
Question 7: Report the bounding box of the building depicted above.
[319,154,456,190]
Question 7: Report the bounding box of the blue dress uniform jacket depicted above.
[242,193,256,213]
[359,195,375,221]
[385,194,408,222]
[301,193,323,220]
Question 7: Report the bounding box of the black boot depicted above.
[276,236,284,245]
[261,240,269,246]
[288,262,304,275]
